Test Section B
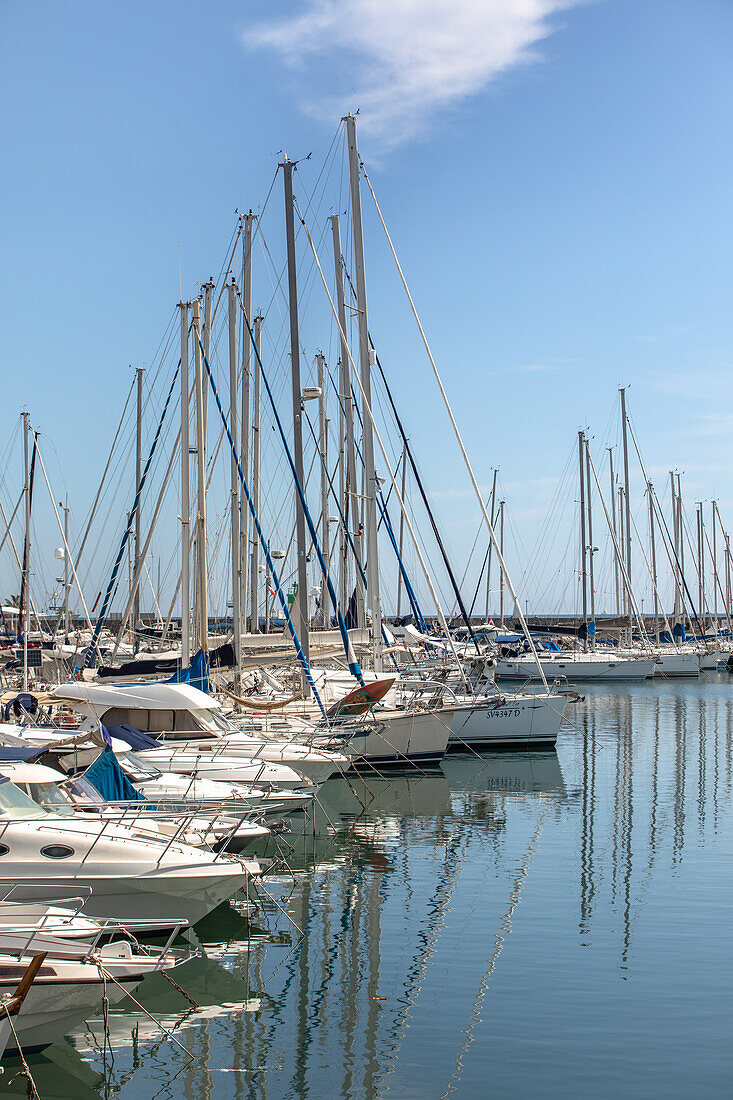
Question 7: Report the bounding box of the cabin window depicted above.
[0,844,9,856]
[40,844,74,859]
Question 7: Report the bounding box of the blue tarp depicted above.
[83,746,145,804]
[166,648,210,693]
[104,724,161,751]
[0,745,48,762]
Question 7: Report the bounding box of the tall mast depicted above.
[344,113,382,671]
[329,213,362,625]
[240,213,255,628]
[696,503,704,632]
[620,388,632,629]
[671,471,680,624]
[721,525,726,633]
[485,468,498,621]
[202,280,213,447]
[713,501,732,633]
[282,157,311,689]
[228,279,241,690]
[133,366,144,650]
[63,500,70,640]
[677,473,686,630]
[578,431,588,628]
[618,486,626,619]
[179,302,190,668]
[585,438,595,629]
[193,299,208,654]
[711,501,718,624]
[608,448,620,618]
[498,501,505,624]
[250,314,263,634]
[22,411,30,693]
[396,444,407,620]
[649,483,659,640]
[317,353,330,627]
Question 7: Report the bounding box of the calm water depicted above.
[3,675,733,1099]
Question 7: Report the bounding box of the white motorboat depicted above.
[0,757,270,857]
[50,681,347,786]
[0,935,192,1053]
[0,775,255,925]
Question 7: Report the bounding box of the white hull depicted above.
[0,971,140,1052]
[651,651,701,677]
[494,655,655,682]
[445,693,565,749]
[0,867,249,926]
[347,709,450,768]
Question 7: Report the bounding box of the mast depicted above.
[344,113,382,671]
[22,411,30,693]
[317,353,330,628]
[329,213,361,625]
[202,280,213,449]
[250,314,263,633]
[677,473,686,631]
[240,213,255,628]
[133,366,144,650]
[714,501,732,633]
[711,501,718,625]
[179,301,190,669]
[648,484,659,640]
[585,438,595,630]
[696,503,704,633]
[282,157,311,689]
[721,528,726,633]
[193,299,208,654]
[63,500,70,640]
[485,468,498,621]
[396,443,407,620]
[578,431,588,629]
[498,501,505,625]
[618,486,626,619]
[608,448,620,618]
[228,279,241,691]
[671,472,680,624]
[620,388,632,631]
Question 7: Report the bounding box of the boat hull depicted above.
[444,693,565,750]
[493,656,655,682]
[347,709,450,769]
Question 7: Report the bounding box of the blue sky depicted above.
[2,0,733,618]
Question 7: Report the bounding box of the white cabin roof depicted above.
[0,761,66,783]
[51,681,220,713]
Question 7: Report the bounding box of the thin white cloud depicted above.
[244,0,584,147]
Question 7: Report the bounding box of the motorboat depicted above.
[49,681,348,786]
[0,774,255,925]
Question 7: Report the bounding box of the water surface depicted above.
[3,675,732,1099]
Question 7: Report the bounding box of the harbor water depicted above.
[3,674,733,1098]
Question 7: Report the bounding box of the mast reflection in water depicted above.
[7,679,733,1099]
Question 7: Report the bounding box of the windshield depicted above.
[193,709,230,736]
[27,783,76,816]
[0,779,47,818]
[118,752,161,781]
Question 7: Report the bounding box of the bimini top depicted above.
[50,680,221,713]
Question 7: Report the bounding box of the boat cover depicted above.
[104,724,161,751]
[84,746,145,803]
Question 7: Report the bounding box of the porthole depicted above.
[40,845,74,859]
[0,844,9,857]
